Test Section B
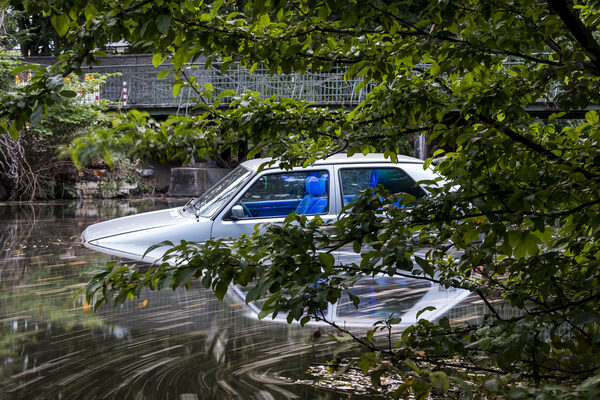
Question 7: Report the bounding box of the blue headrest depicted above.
[305,176,324,196]
[370,169,378,188]
[320,174,328,193]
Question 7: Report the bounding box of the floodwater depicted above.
[0,200,491,399]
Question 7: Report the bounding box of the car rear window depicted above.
[340,167,424,206]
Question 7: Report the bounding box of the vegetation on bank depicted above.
[0,50,159,200]
[3,0,600,399]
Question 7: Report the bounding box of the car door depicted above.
[333,163,427,265]
[211,166,339,239]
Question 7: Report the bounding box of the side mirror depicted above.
[231,205,245,220]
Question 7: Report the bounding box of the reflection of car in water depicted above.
[82,153,437,262]
[231,274,472,328]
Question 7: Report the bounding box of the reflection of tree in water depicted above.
[0,200,182,286]
[0,205,35,282]
[0,202,109,372]
[2,279,330,399]
[0,201,334,400]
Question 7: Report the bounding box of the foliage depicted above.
[0,50,20,197]
[7,0,600,398]
[0,51,111,199]
[94,155,156,198]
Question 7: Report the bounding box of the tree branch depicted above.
[547,0,600,73]
[479,115,600,179]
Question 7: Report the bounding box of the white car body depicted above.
[82,153,473,325]
[82,153,437,262]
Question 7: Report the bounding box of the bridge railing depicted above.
[98,62,372,109]
[20,55,566,114]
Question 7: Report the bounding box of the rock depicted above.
[75,181,99,199]
[93,169,107,178]
[136,168,154,177]
[75,180,138,199]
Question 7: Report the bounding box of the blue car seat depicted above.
[370,169,402,207]
[295,175,328,214]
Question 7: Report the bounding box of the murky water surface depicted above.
[0,200,354,399]
[0,200,493,399]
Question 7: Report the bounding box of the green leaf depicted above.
[392,384,409,399]
[573,311,600,326]
[129,109,144,121]
[157,70,170,80]
[153,53,165,67]
[423,157,433,169]
[370,368,385,388]
[12,65,33,75]
[416,306,436,319]
[51,14,70,37]
[348,292,360,309]
[318,252,334,269]
[84,5,98,21]
[485,378,499,392]
[449,376,472,398]
[172,81,184,98]
[8,121,20,139]
[414,256,434,276]
[357,352,376,374]
[429,371,449,393]
[156,14,171,34]
[174,267,196,288]
[257,306,274,319]
[216,89,237,99]
[214,280,228,301]
[258,13,270,26]
[403,359,422,374]
[59,90,78,98]
[412,379,432,400]
[585,110,599,124]
[30,104,44,126]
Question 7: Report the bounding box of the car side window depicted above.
[340,167,424,206]
[233,170,329,218]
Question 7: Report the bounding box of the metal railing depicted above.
[98,63,371,110]
[20,56,574,114]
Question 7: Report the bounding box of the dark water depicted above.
[0,200,510,399]
[0,200,360,400]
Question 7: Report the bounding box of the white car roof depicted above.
[240,153,424,172]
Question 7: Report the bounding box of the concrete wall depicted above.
[168,167,232,197]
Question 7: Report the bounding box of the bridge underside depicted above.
[106,102,599,120]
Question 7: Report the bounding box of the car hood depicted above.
[81,207,212,262]
[82,207,186,243]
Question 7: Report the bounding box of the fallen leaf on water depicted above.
[36,276,64,282]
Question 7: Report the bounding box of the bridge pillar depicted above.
[168,167,232,197]
[414,133,428,160]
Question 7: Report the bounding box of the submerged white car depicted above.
[82,153,437,262]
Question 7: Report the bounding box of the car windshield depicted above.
[188,165,253,217]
